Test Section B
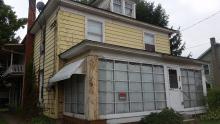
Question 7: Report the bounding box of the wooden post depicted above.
[85,55,99,121]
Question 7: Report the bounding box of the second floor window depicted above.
[144,33,155,52]
[87,19,103,42]
[113,0,122,14]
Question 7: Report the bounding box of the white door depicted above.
[167,68,183,111]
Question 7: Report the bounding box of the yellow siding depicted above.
[105,20,144,49]
[57,10,85,54]
[155,33,170,54]
[33,30,41,81]
[33,11,58,119]
[57,10,170,54]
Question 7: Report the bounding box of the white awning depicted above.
[48,59,85,86]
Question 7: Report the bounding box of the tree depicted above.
[134,0,185,56]
[0,0,27,45]
[169,28,185,56]
[135,0,169,27]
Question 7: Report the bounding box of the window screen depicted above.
[64,75,85,114]
[181,69,204,108]
[99,59,166,115]
[87,20,103,42]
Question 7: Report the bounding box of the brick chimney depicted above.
[21,0,36,108]
[210,37,220,87]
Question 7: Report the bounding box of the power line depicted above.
[181,10,220,32]
[185,39,220,49]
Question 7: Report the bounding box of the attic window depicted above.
[113,0,122,14]
[125,2,133,17]
[111,0,136,18]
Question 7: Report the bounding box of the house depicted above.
[29,0,208,123]
[0,43,24,109]
[198,38,220,88]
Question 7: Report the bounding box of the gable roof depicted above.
[30,0,175,34]
[198,43,220,59]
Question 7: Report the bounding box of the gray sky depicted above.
[5,0,220,58]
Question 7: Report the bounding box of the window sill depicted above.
[63,112,85,120]
[99,110,161,120]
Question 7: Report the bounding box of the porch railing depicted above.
[3,65,24,77]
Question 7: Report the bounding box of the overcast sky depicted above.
[4,0,220,58]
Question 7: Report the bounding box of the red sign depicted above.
[118,92,127,101]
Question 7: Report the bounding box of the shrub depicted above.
[200,88,220,121]
[31,115,55,124]
[207,88,220,110]
[140,108,183,124]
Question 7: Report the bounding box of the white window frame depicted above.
[111,0,136,18]
[98,59,167,116]
[63,76,86,118]
[143,32,156,46]
[85,17,105,43]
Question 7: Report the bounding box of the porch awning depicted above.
[48,59,85,86]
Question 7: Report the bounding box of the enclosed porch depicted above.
[50,40,208,124]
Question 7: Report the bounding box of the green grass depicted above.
[200,120,220,124]
[0,117,7,124]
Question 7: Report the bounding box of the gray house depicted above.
[198,38,220,88]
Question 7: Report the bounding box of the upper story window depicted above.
[87,19,103,42]
[125,1,133,17]
[144,33,155,52]
[113,0,122,14]
[111,0,136,18]
[203,64,210,75]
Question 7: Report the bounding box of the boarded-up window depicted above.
[64,76,85,114]
[181,69,204,108]
[99,59,166,115]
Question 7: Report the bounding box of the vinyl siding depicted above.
[155,33,170,54]
[105,20,144,49]
[57,10,85,54]
[43,11,57,118]
[33,11,58,119]
[57,10,171,54]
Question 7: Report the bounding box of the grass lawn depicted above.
[200,120,220,124]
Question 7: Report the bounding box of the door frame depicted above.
[165,66,184,111]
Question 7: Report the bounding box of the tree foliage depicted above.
[134,0,169,27]
[169,28,185,56]
[0,0,27,45]
[134,0,185,56]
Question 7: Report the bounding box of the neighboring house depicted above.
[198,38,220,88]
[0,44,24,109]
[29,0,208,123]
